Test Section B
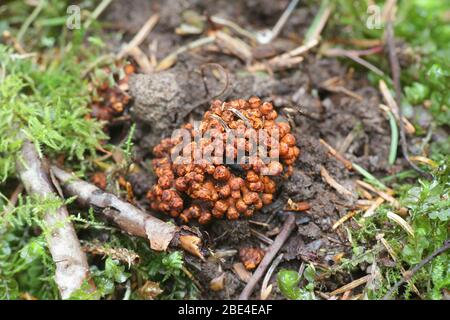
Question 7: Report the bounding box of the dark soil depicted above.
[102,0,402,299]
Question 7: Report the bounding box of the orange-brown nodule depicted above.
[147,97,299,224]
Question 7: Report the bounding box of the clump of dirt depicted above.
[104,0,396,300]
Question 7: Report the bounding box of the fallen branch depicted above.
[51,166,204,259]
[382,240,450,300]
[16,140,94,299]
[239,214,296,300]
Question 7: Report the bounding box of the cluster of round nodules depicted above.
[147,97,300,224]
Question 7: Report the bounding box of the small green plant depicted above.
[277,264,316,300]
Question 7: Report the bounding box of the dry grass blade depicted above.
[319,139,353,170]
[117,14,159,59]
[215,31,252,62]
[233,263,252,283]
[363,197,385,218]
[379,80,415,134]
[260,253,284,300]
[329,275,371,296]
[356,180,407,215]
[332,211,358,230]
[320,165,354,197]
[210,15,257,42]
[269,39,319,64]
[304,0,332,44]
[228,108,253,128]
[209,114,231,132]
[126,46,153,74]
[376,234,422,297]
[156,36,215,71]
[386,211,414,237]
[240,214,296,300]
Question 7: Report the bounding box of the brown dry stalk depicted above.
[51,166,204,259]
[356,180,408,215]
[319,139,353,170]
[117,14,159,59]
[379,80,415,134]
[320,165,354,198]
[332,210,358,230]
[377,234,422,297]
[383,240,450,300]
[239,214,296,300]
[363,197,385,218]
[329,275,371,296]
[16,140,95,299]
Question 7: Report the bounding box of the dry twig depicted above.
[239,214,296,300]
[320,165,354,198]
[329,275,371,296]
[319,139,353,170]
[17,140,94,299]
[383,240,450,300]
[51,166,204,259]
[117,14,159,59]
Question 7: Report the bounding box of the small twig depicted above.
[385,20,431,179]
[260,253,284,300]
[376,234,422,298]
[326,49,385,76]
[117,14,159,60]
[51,166,204,259]
[332,210,358,230]
[329,275,371,296]
[319,139,353,170]
[383,240,450,300]
[199,62,230,101]
[239,214,296,300]
[304,0,332,44]
[17,140,94,299]
[255,0,300,44]
[17,0,45,44]
[2,183,24,216]
[156,36,215,71]
[83,0,113,30]
[250,228,274,245]
[320,165,354,198]
[356,180,407,215]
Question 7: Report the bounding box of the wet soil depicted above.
[102,0,404,299]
